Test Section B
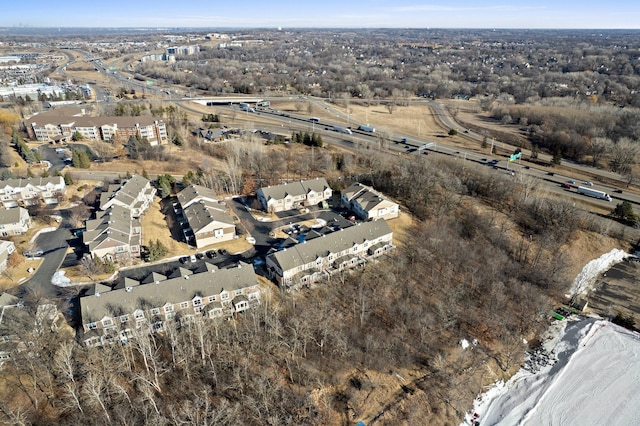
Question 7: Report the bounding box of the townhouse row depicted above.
[80,262,260,346]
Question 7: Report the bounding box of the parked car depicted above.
[219,248,228,256]
[206,250,217,258]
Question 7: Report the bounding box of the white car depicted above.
[583,181,594,186]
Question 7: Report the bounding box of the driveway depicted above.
[15,227,73,299]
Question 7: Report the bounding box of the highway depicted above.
[55,51,638,213]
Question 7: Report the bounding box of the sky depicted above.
[2,0,640,29]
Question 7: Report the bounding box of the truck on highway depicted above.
[577,186,612,202]
[358,124,375,132]
[333,126,352,135]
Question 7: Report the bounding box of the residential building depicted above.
[266,220,394,287]
[177,185,235,248]
[99,175,156,218]
[0,176,66,208]
[0,207,31,236]
[83,205,141,261]
[79,262,260,346]
[26,109,168,145]
[176,184,219,209]
[0,241,16,274]
[256,178,332,213]
[341,182,400,221]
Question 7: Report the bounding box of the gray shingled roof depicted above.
[0,176,64,190]
[99,175,151,211]
[83,205,139,251]
[258,177,330,201]
[0,208,26,226]
[80,262,257,323]
[184,200,234,234]
[268,220,392,272]
[177,184,218,208]
[342,183,395,211]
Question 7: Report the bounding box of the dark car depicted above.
[195,253,205,260]
[206,250,217,258]
[219,248,228,256]
[613,189,623,193]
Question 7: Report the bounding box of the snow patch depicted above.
[460,339,470,349]
[51,270,72,287]
[568,248,627,297]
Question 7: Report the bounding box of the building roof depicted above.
[258,178,330,202]
[184,200,234,234]
[27,106,87,125]
[99,175,151,211]
[177,184,218,209]
[80,262,257,323]
[268,220,392,273]
[0,176,65,190]
[342,182,397,212]
[83,205,139,252]
[0,207,27,225]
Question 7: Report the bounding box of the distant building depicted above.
[256,178,332,213]
[26,108,168,145]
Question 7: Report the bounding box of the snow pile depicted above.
[461,319,640,425]
[568,248,627,297]
[51,270,72,287]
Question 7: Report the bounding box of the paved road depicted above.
[15,227,73,299]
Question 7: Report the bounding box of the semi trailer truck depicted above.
[577,186,612,202]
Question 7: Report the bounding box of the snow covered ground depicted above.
[462,249,640,425]
[463,319,640,425]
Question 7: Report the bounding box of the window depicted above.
[214,228,224,237]
[220,292,229,300]
[164,305,174,313]
[120,315,129,323]
[234,289,242,296]
[166,312,175,320]
[180,301,189,309]
[102,318,113,327]
[134,310,144,320]
[208,296,217,303]
[151,308,160,315]
[88,322,97,330]
[194,306,203,313]
[249,292,258,300]
[136,319,145,328]
[193,298,202,307]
